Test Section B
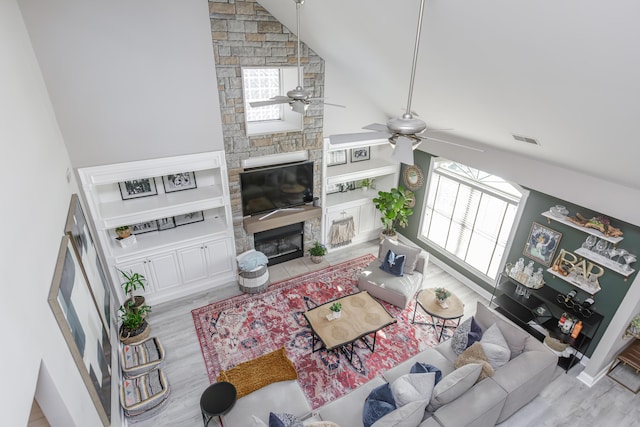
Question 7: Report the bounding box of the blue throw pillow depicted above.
[380,249,406,277]
[410,362,443,385]
[468,317,483,348]
[363,382,397,427]
[268,412,303,427]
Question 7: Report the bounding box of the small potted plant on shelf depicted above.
[329,302,342,319]
[360,178,373,192]
[434,287,452,308]
[372,186,414,241]
[626,315,640,338]
[115,225,132,239]
[308,241,327,264]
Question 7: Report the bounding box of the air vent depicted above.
[512,134,540,146]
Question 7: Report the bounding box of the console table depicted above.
[490,273,603,371]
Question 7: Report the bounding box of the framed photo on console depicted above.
[174,211,204,226]
[351,146,370,162]
[162,171,197,193]
[119,178,157,200]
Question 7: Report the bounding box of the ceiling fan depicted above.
[329,0,479,165]
[249,0,343,114]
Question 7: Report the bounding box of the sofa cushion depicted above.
[455,342,494,381]
[480,323,511,369]
[318,377,386,427]
[474,302,528,358]
[410,362,442,384]
[379,239,422,274]
[371,400,428,427]
[390,372,436,407]
[451,317,483,355]
[363,383,396,427]
[380,250,406,277]
[269,412,304,427]
[427,363,482,411]
[383,347,455,384]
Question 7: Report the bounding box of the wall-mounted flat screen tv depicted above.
[240,161,314,217]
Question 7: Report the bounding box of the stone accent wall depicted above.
[209,0,324,255]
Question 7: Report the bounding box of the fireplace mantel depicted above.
[243,205,321,234]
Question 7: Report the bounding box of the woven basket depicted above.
[119,321,151,345]
[544,336,569,352]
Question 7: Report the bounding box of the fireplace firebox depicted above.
[254,222,304,266]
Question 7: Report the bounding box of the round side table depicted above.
[412,288,464,342]
[200,381,237,427]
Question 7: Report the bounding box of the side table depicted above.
[412,288,464,342]
[200,381,237,426]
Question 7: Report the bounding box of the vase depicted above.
[437,298,449,309]
[311,255,324,264]
[332,311,341,319]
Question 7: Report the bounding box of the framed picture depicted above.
[524,222,562,267]
[118,178,158,200]
[351,146,370,162]
[64,194,111,330]
[48,235,111,426]
[157,216,176,231]
[174,211,205,227]
[130,220,159,234]
[162,171,197,193]
[327,150,347,166]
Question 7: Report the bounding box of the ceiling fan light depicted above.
[391,137,416,166]
[290,100,309,114]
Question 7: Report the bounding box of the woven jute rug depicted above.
[191,254,441,409]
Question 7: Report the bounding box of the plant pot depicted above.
[119,320,150,344]
[116,228,132,239]
[437,298,449,309]
[362,186,368,192]
[125,295,145,309]
[379,231,398,243]
[331,310,341,319]
[311,255,324,264]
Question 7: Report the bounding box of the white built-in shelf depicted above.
[546,268,602,295]
[541,211,624,244]
[110,216,229,261]
[326,158,397,185]
[574,247,635,277]
[325,188,376,208]
[99,185,225,229]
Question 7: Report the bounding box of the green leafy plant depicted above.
[118,269,147,301]
[119,302,151,331]
[115,225,130,232]
[434,287,451,301]
[330,302,342,312]
[372,186,415,237]
[631,315,640,331]
[308,241,327,257]
[360,178,373,188]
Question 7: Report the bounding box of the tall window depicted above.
[418,159,523,281]
[243,68,282,122]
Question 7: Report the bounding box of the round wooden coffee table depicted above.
[412,288,464,342]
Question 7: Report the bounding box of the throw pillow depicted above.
[480,323,511,369]
[370,400,428,427]
[269,412,304,427]
[389,372,436,407]
[410,362,443,385]
[363,383,397,427]
[379,239,422,274]
[305,423,340,427]
[455,342,494,381]
[474,303,528,358]
[379,249,406,277]
[427,363,482,411]
[451,317,483,355]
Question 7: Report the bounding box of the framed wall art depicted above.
[162,171,197,193]
[327,150,347,166]
[118,178,158,200]
[174,211,204,226]
[64,194,111,329]
[130,220,159,234]
[403,165,424,191]
[350,146,370,162]
[156,216,176,231]
[524,222,562,267]
[48,235,111,426]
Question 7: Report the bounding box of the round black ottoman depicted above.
[200,381,237,426]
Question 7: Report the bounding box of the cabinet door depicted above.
[146,252,182,291]
[325,206,361,245]
[359,202,378,233]
[203,238,234,277]
[115,259,155,295]
[177,244,209,285]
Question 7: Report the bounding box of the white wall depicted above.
[18,0,224,168]
[0,1,105,425]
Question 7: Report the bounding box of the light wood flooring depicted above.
[130,240,640,427]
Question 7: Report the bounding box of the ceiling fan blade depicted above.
[363,123,390,132]
[329,131,389,145]
[420,135,485,152]
[391,137,418,166]
[323,102,347,109]
[307,98,347,108]
[250,96,290,108]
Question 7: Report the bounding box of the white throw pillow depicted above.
[480,323,511,369]
[389,372,435,407]
[371,400,428,427]
[427,363,482,411]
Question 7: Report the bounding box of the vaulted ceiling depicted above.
[258,0,640,190]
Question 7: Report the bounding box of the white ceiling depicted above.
[258,0,640,190]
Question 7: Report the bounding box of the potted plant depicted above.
[434,287,451,308]
[628,315,640,337]
[329,302,342,319]
[115,225,132,239]
[308,241,327,264]
[360,178,373,192]
[119,269,147,309]
[118,302,152,344]
[372,186,414,240]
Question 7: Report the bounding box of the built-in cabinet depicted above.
[321,138,399,250]
[78,151,237,305]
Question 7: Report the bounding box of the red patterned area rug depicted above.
[191,254,441,409]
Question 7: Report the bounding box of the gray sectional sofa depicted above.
[223,301,558,427]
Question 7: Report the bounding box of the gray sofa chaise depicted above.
[223,301,558,427]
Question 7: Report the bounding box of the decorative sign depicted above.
[551,249,604,294]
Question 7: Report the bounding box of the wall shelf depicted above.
[574,247,635,278]
[546,268,602,295]
[242,205,321,235]
[541,211,623,244]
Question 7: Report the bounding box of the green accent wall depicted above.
[401,150,639,356]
